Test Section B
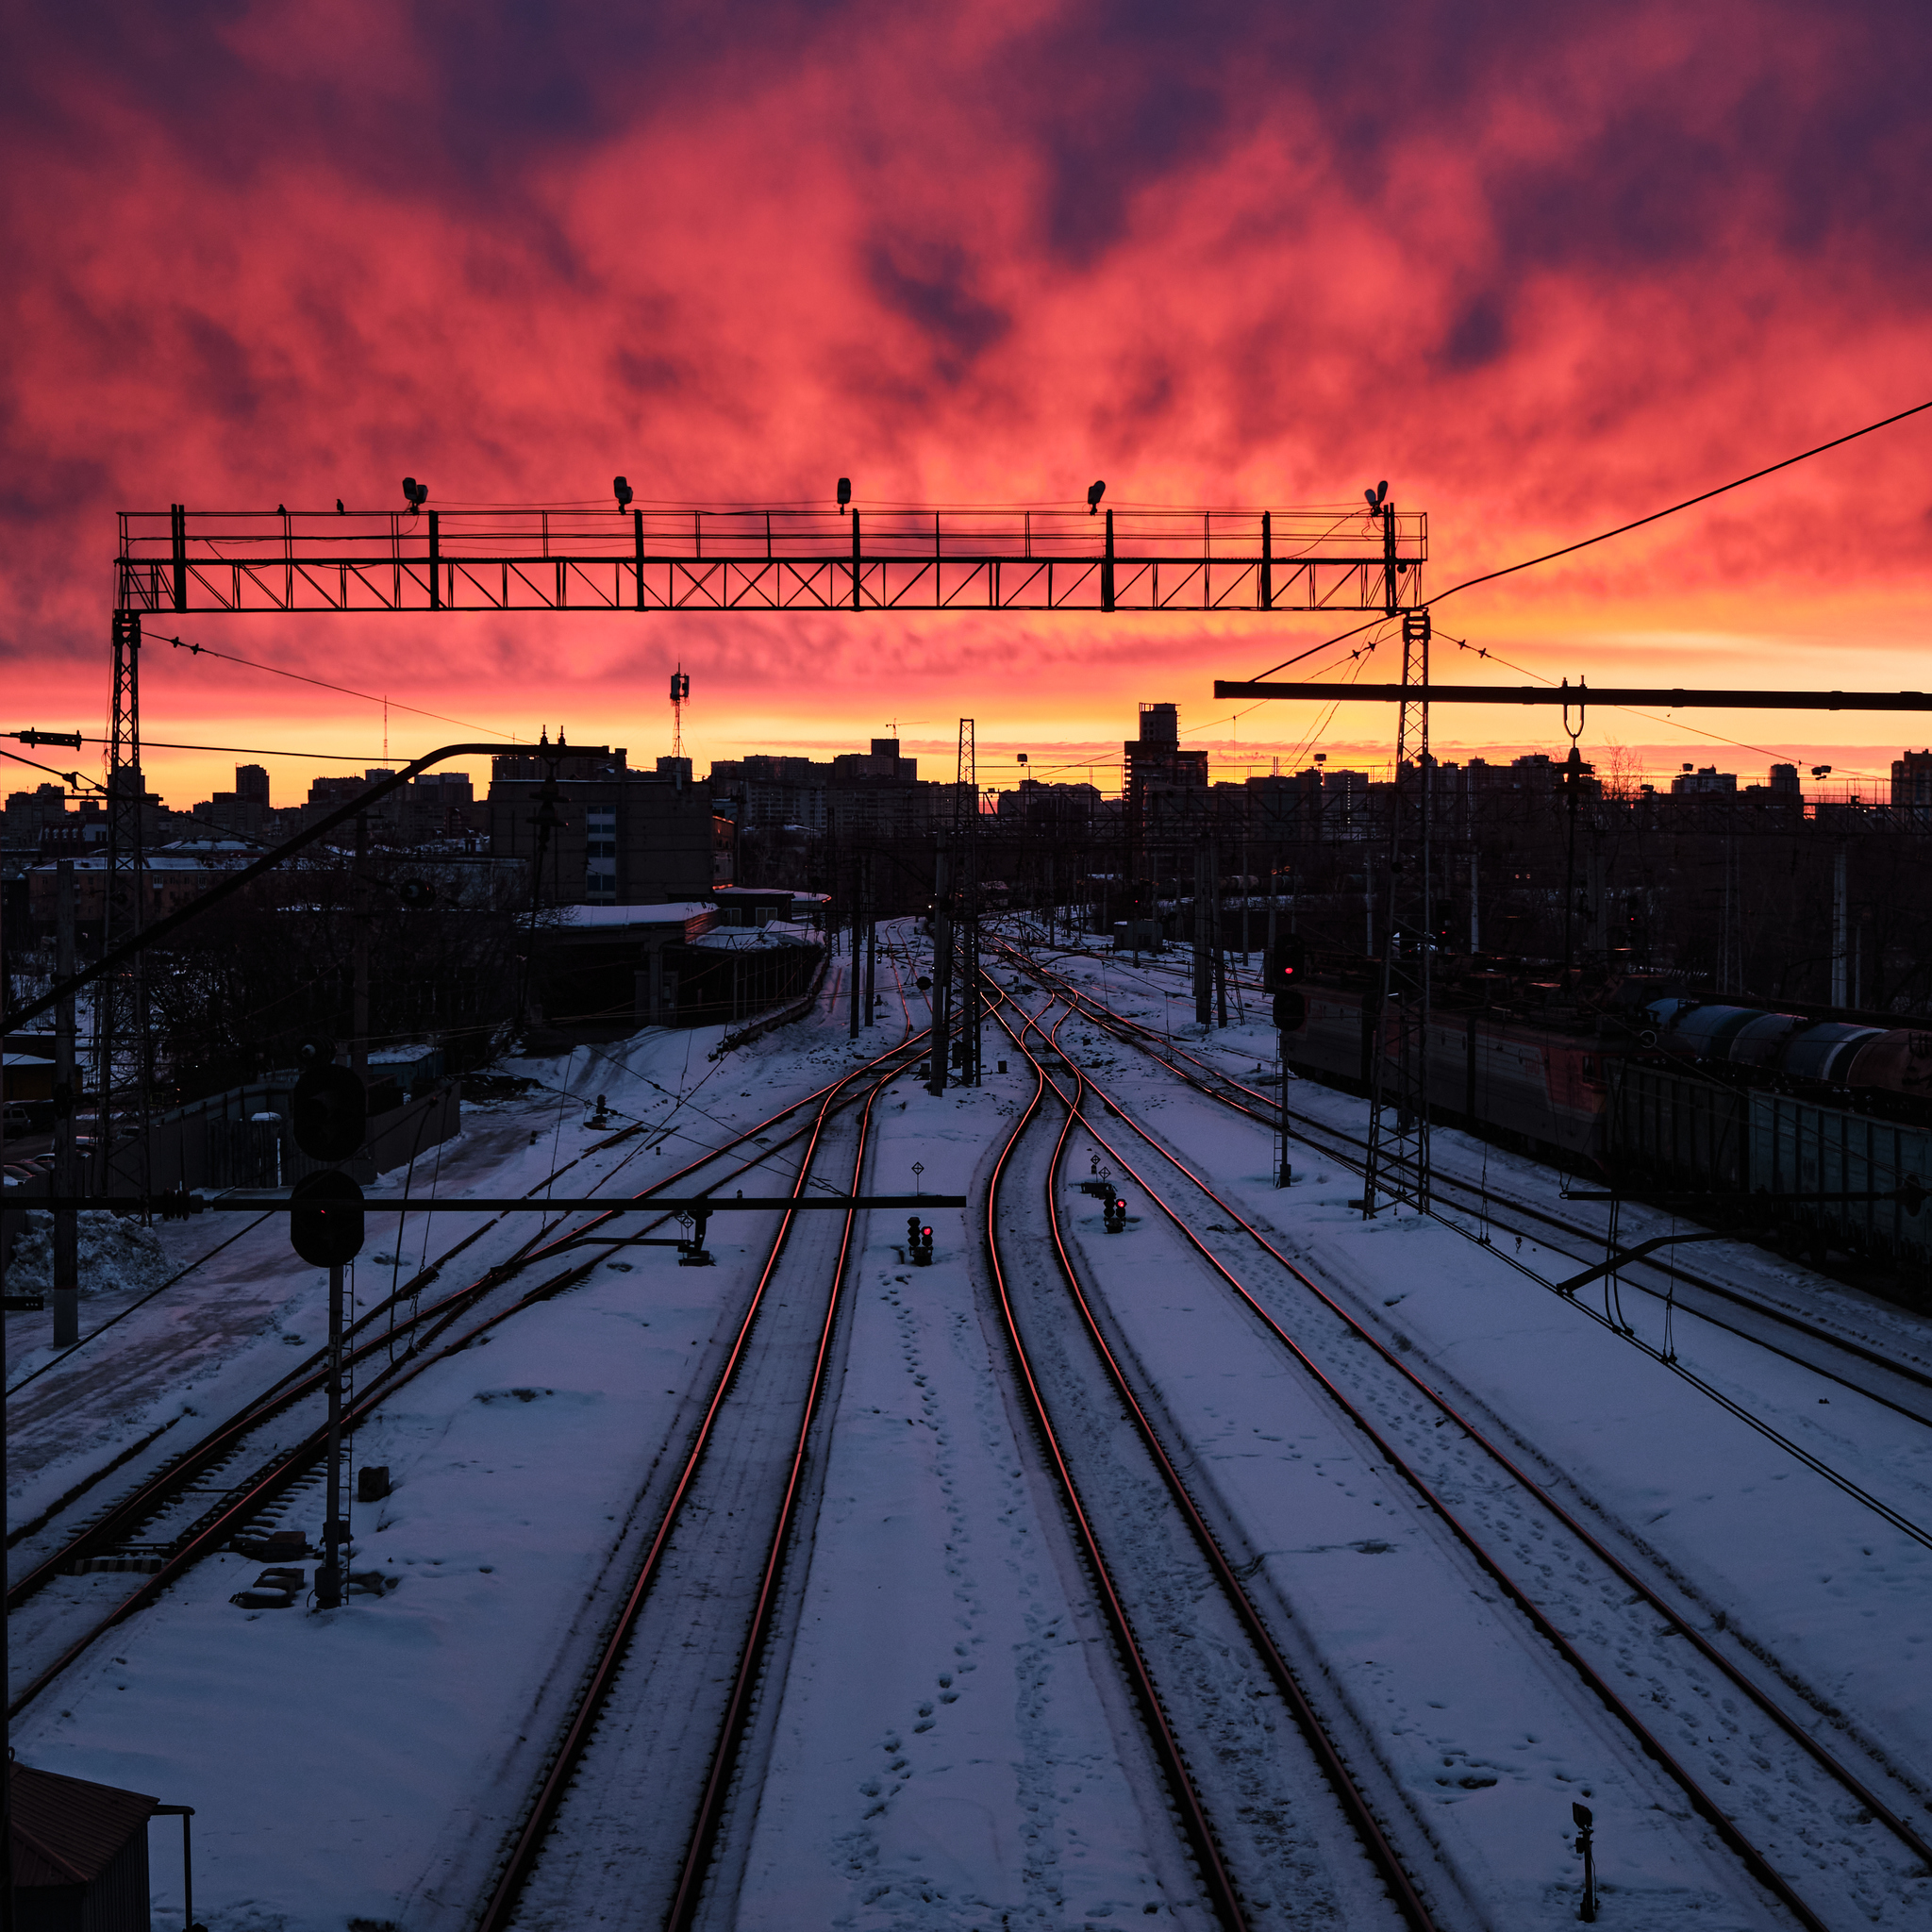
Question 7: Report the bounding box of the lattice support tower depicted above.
[1362,604,1433,1217]
[94,609,150,1189]
[955,718,982,1086]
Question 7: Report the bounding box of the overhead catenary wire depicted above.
[1246,394,1932,683]
[151,631,513,741]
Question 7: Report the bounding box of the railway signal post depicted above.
[1267,937,1307,1186]
[290,1038,369,1610]
[1573,1801,1598,1921]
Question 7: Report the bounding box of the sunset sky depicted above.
[7,1,1930,811]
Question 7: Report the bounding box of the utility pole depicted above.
[928,840,951,1096]
[1213,858,1229,1028]
[1560,740,1585,978]
[52,861,79,1349]
[1193,841,1213,1026]
[96,608,145,1197]
[316,1259,347,1609]
[1832,844,1849,1008]
[847,851,860,1041]
[956,720,981,1085]
[1361,603,1433,1219]
[352,813,371,1087]
[1469,847,1480,953]
[863,853,876,1025]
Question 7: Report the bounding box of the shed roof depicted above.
[8,1762,158,1889]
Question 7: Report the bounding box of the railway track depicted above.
[990,990,1932,1929]
[987,1004,1438,1929]
[7,989,929,1719]
[473,1029,914,1927]
[1000,941,1932,1430]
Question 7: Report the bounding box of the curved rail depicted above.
[998,1005,1441,1931]
[979,1022,1249,1930]
[995,990,1925,1923]
[1005,937,1932,1408]
[1001,947,1932,1550]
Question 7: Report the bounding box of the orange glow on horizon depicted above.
[8,5,1929,814]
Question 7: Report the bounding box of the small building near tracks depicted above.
[8,1760,175,1932]
[529,902,823,1040]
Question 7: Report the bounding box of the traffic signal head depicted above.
[1273,989,1307,1032]
[291,1038,366,1161]
[396,878,436,909]
[1265,938,1306,994]
[290,1170,365,1266]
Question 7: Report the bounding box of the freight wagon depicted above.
[1292,981,1607,1162]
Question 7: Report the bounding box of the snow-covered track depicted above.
[6,1030,931,1719]
[1011,994,1932,1929]
[986,1007,1437,1931]
[473,1037,921,1930]
[1003,942,1932,1432]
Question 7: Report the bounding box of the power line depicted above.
[1437,638,1899,781]
[0,746,105,792]
[38,736,397,763]
[152,631,514,740]
[1247,394,1932,682]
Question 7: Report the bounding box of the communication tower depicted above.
[670,665,690,758]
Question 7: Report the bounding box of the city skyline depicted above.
[8,5,1930,805]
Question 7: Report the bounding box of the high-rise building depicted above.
[1891,749,1932,814]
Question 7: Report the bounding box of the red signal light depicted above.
[1265,938,1306,994]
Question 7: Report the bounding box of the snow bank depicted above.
[7,1209,170,1297]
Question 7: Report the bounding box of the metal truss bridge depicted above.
[115,503,1426,617]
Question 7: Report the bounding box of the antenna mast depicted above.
[669,665,690,758]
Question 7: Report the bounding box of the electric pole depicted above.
[52,861,79,1348]
[928,840,951,1096]
[1361,598,1433,1219]
[863,853,876,1024]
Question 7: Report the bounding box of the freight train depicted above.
[1288,973,1932,1294]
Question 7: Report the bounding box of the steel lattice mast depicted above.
[95,609,149,1191]
[956,718,982,1087]
[1361,497,1433,1216]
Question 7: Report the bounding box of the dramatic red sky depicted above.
[7,1,1930,809]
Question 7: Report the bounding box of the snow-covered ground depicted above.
[5,924,1929,1928]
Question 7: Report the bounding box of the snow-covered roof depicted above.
[28,850,244,873]
[687,925,821,952]
[553,902,716,932]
